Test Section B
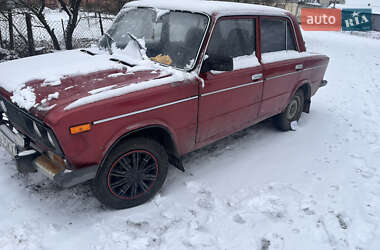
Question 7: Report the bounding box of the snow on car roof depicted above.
[125,0,288,17]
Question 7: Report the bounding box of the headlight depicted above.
[33,121,42,137]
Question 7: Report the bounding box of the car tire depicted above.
[92,137,168,209]
[274,90,305,131]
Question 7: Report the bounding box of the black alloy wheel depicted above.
[92,137,168,209]
[107,150,159,200]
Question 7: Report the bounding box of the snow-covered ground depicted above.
[0,30,380,250]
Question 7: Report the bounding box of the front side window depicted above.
[261,18,297,53]
[99,8,209,70]
[206,18,257,70]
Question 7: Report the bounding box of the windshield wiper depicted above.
[109,58,135,67]
[127,32,147,59]
[80,49,96,56]
[104,32,114,55]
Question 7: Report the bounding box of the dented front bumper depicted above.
[0,123,98,188]
[33,155,98,188]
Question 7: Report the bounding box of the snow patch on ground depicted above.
[290,121,298,131]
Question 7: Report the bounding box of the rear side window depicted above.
[261,18,297,53]
[207,19,256,58]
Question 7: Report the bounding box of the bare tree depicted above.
[8,0,61,50]
[8,0,83,50]
[57,0,82,50]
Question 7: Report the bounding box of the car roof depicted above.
[125,0,289,17]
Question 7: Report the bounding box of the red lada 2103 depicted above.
[0,0,329,209]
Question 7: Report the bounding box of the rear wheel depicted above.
[275,90,305,131]
[92,137,168,209]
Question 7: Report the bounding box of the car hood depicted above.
[0,49,187,121]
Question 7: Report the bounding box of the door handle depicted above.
[252,73,263,81]
[295,64,304,71]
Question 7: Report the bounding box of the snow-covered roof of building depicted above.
[125,0,289,17]
[334,0,380,15]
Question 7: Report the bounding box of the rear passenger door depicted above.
[259,17,305,118]
[197,17,263,143]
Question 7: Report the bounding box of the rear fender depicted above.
[287,79,312,113]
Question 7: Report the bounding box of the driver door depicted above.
[197,17,263,143]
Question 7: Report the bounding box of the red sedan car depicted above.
[0,0,329,209]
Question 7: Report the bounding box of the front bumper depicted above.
[0,123,98,187]
[33,155,98,188]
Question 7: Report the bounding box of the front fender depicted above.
[99,119,179,165]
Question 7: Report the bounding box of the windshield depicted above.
[99,8,209,70]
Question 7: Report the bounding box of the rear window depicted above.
[207,19,256,58]
[261,18,297,53]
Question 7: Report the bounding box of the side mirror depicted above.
[201,54,233,73]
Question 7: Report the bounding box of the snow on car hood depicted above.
[0,48,196,119]
[0,49,124,93]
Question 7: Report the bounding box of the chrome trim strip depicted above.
[266,71,299,81]
[303,64,326,71]
[266,65,327,81]
[93,96,198,125]
[93,63,327,124]
[201,80,263,97]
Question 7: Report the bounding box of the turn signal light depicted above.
[70,123,92,135]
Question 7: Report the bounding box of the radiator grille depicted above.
[0,96,64,156]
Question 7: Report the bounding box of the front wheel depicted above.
[275,90,305,131]
[92,137,168,209]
